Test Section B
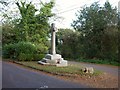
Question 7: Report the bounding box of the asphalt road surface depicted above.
[0,61,2,90]
[2,62,88,88]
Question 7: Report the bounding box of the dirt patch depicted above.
[53,71,118,88]
[3,61,118,88]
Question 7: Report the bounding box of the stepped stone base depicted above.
[38,54,68,67]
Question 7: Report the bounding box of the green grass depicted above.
[14,61,102,76]
[66,58,120,66]
[79,59,120,66]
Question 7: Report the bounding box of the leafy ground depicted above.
[5,60,118,88]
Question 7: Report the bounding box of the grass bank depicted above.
[6,60,102,77]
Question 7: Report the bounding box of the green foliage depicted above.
[18,53,28,61]
[70,1,118,62]
[3,42,36,59]
[3,43,15,59]
[2,0,55,61]
[57,29,81,59]
[33,54,45,61]
[18,53,45,61]
[15,42,37,54]
[17,53,45,61]
[56,1,118,65]
[2,0,55,49]
[2,23,17,45]
[35,44,48,54]
[78,59,120,66]
[15,0,55,43]
[3,42,46,61]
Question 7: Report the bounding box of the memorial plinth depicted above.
[38,23,68,67]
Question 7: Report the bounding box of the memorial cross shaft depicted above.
[51,23,56,55]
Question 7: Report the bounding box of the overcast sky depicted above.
[1,0,119,28]
[52,0,120,29]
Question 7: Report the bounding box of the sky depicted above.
[51,0,120,29]
[1,0,119,29]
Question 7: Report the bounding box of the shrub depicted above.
[35,44,48,54]
[18,53,27,61]
[3,43,15,59]
[18,53,34,61]
[3,42,37,59]
[3,42,47,61]
[33,54,45,61]
[15,42,37,55]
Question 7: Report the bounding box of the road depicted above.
[0,61,2,90]
[69,61,119,77]
[2,62,88,88]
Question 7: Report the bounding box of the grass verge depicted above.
[66,58,120,66]
[8,60,102,77]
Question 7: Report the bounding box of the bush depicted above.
[15,42,37,55]
[3,42,46,61]
[3,43,15,59]
[18,54,45,61]
[35,44,48,54]
[18,53,27,61]
[33,54,45,61]
[18,53,34,61]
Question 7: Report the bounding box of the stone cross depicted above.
[51,23,57,55]
[38,23,68,67]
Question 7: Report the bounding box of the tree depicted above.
[56,29,80,59]
[2,23,17,44]
[2,0,55,44]
[2,0,55,56]
[2,0,56,60]
[15,0,55,43]
[71,1,118,60]
[118,11,120,61]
